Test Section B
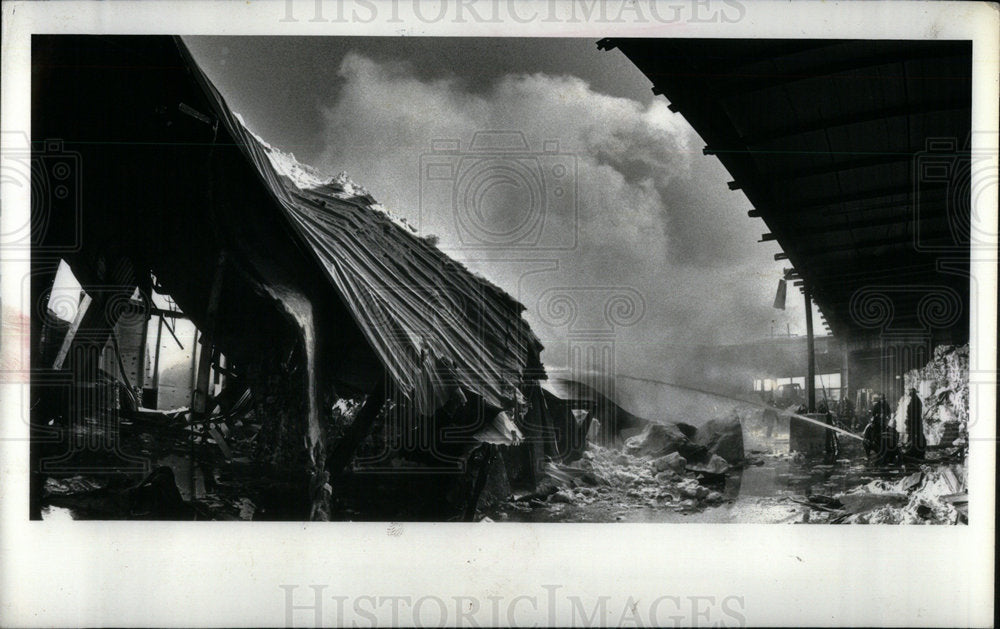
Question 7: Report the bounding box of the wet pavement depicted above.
[492,425,921,524]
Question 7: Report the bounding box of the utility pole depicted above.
[804,286,816,412]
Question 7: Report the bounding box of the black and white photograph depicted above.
[1,1,996,626]
[22,33,978,524]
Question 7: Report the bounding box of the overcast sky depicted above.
[184,36,826,381]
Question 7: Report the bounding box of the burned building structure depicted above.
[27,36,977,523]
[29,36,587,520]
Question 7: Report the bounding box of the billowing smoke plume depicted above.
[315,53,803,395]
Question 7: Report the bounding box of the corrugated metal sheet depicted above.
[177,39,544,415]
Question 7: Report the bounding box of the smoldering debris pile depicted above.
[499,417,744,519]
[622,415,744,465]
[502,444,728,520]
[833,465,967,524]
[895,344,969,446]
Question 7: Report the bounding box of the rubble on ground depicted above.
[496,416,749,518]
[625,422,693,458]
[778,463,968,525]
[652,452,686,473]
[832,464,967,524]
[623,416,744,466]
[505,432,737,517]
[686,454,730,475]
[693,416,744,463]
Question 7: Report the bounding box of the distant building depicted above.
[693,335,844,402]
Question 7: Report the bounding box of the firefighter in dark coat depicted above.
[863,395,886,459]
[905,388,926,459]
[863,393,899,465]
[871,394,892,425]
[818,401,838,458]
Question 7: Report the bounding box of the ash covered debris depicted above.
[489,389,754,521]
[486,341,971,524]
[834,465,967,524]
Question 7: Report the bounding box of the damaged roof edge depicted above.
[173,37,531,318]
[172,37,546,412]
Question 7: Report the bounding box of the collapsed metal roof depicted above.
[178,39,545,413]
[601,38,972,343]
[32,35,544,417]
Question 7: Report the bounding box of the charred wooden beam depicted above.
[150,306,188,320]
[791,183,917,212]
[52,294,92,370]
[714,45,968,100]
[792,230,953,257]
[743,99,970,148]
[326,374,388,476]
[464,444,497,522]
[151,316,164,397]
[769,153,915,182]
[191,251,227,419]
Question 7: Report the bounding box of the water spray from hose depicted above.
[614,373,864,442]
